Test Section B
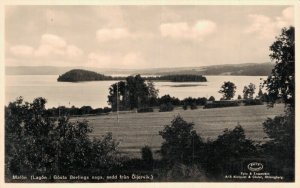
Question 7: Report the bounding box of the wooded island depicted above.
[57,69,207,82]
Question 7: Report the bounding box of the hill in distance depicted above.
[6,62,274,76]
[57,69,113,82]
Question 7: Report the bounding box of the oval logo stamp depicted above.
[247,162,264,172]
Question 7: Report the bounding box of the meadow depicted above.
[73,104,285,158]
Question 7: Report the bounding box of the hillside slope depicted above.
[57,69,113,82]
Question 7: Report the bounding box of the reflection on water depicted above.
[5,75,266,108]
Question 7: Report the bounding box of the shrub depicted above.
[137,107,154,113]
[158,95,181,106]
[165,163,207,181]
[208,96,215,101]
[182,97,207,106]
[190,103,198,110]
[159,103,174,112]
[202,125,257,178]
[159,115,204,165]
[103,107,112,113]
[204,100,239,109]
[183,104,188,110]
[243,99,263,106]
[237,95,242,100]
[141,146,154,170]
[262,113,295,180]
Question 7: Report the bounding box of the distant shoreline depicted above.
[5,62,273,76]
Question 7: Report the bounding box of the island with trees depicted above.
[57,69,115,82]
[57,69,207,83]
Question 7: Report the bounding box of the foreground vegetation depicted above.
[4,98,291,182]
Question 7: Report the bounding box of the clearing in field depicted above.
[73,104,285,158]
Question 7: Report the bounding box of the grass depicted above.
[72,104,285,158]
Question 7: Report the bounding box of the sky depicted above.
[5,5,294,69]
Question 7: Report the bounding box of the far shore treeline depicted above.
[57,69,207,82]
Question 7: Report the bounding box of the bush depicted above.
[190,103,198,110]
[137,107,154,113]
[182,97,207,106]
[141,146,154,170]
[165,163,207,181]
[183,104,188,110]
[159,115,204,165]
[159,103,174,112]
[237,95,242,100]
[262,113,295,180]
[243,99,263,106]
[204,100,239,109]
[208,96,215,101]
[202,125,257,178]
[158,95,181,106]
[103,107,112,113]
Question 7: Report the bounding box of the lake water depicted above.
[5,75,267,108]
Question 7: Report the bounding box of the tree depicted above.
[218,81,236,100]
[146,80,159,107]
[261,26,295,180]
[107,81,128,111]
[141,146,154,169]
[5,97,58,175]
[159,95,180,106]
[263,26,295,108]
[107,75,159,110]
[159,115,204,165]
[243,83,256,99]
[147,80,159,99]
[203,125,257,177]
[208,96,215,101]
[257,88,263,99]
[5,97,120,176]
[262,112,294,179]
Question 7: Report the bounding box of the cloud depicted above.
[66,45,84,58]
[34,34,67,57]
[96,28,132,42]
[160,20,217,40]
[245,14,276,38]
[41,34,67,48]
[8,33,84,66]
[33,34,83,58]
[10,45,34,57]
[245,7,294,39]
[275,7,294,28]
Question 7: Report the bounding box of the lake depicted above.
[5,75,267,108]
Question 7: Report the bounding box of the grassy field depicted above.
[72,104,285,158]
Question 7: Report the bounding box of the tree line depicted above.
[46,105,112,117]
